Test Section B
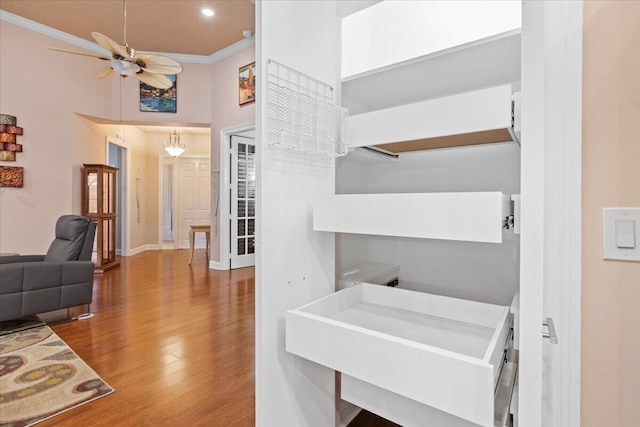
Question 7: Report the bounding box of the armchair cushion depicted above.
[44,215,93,262]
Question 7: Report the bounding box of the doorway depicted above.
[218,124,256,270]
[230,134,256,268]
[106,137,128,256]
[159,155,211,251]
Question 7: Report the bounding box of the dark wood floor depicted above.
[40,250,395,426]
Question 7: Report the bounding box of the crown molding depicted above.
[0,10,255,65]
[1,10,106,55]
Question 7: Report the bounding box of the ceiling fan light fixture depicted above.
[201,8,215,17]
[109,59,140,76]
[164,128,185,157]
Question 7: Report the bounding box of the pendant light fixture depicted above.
[164,128,185,157]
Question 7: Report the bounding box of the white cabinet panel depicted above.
[348,85,513,148]
[314,192,510,243]
[286,284,511,426]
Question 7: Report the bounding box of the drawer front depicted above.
[286,311,496,426]
[341,342,519,427]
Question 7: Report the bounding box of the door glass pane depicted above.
[248,219,255,236]
[248,145,255,161]
[247,163,256,181]
[247,181,255,199]
[238,238,246,255]
[238,200,246,218]
[248,237,255,254]
[238,143,246,160]
[238,219,246,237]
[238,162,246,180]
[87,172,98,213]
[238,181,246,198]
[248,200,255,217]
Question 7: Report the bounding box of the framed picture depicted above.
[140,75,177,113]
[239,62,256,105]
[0,166,24,187]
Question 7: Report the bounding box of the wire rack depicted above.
[266,59,349,157]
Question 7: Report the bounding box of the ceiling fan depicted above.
[48,0,182,89]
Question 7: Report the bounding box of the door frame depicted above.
[157,154,211,251]
[519,1,582,426]
[106,135,130,256]
[217,123,256,271]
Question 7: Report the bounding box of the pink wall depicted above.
[210,47,256,262]
[0,21,112,253]
[582,1,640,426]
[0,19,254,257]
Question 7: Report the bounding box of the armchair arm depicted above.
[0,255,45,265]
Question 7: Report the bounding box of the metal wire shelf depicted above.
[266,59,349,157]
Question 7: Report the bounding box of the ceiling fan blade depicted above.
[91,32,131,60]
[134,72,173,90]
[94,67,116,80]
[47,47,110,61]
[135,53,183,75]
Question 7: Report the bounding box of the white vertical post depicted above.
[255,1,340,426]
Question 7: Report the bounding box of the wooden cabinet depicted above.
[82,164,119,273]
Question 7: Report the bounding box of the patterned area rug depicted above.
[0,325,114,427]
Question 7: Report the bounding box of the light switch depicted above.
[616,220,636,249]
[603,208,640,262]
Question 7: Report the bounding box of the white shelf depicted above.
[348,84,514,150]
[286,284,511,426]
[313,192,511,243]
[342,30,521,115]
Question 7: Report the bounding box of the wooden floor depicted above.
[44,250,255,427]
[39,250,395,427]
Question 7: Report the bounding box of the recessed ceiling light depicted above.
[201,8,214,17]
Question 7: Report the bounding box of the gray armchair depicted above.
[0,215,97,322]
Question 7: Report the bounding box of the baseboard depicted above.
[127,244,160,256]
[208,260,222,270]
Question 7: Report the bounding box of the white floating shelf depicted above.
[313,192,511,243]
[348,84,514,149]
[286,284,512,427]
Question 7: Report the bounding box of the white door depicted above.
[230,135,256,268]
[519,2,582,426]
[177,158,211,249]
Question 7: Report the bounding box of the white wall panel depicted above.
[256,1,340,426]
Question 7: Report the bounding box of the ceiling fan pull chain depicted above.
[123,0,127,44]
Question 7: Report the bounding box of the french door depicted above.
[230,135,256,268]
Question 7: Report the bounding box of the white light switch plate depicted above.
[602,208,640,262]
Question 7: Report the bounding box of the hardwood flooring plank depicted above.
[33,250,255,427]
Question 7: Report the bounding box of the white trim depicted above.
[0,10,255,65]
[208,260,222,270]
[0,10,106,55]
[558,2,582,426]
[206,37,256,64]
[218,123,256,271]
[128,244,159,256]
[106,136,131,257]
[519,1,582,426]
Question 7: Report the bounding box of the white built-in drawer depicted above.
[286,284,511,427]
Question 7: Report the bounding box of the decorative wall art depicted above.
[239,62,256,105]
[140,75,177,113]
[0,114,24,166]
[0,166,24,187]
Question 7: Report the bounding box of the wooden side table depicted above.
[189,225,210,265]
